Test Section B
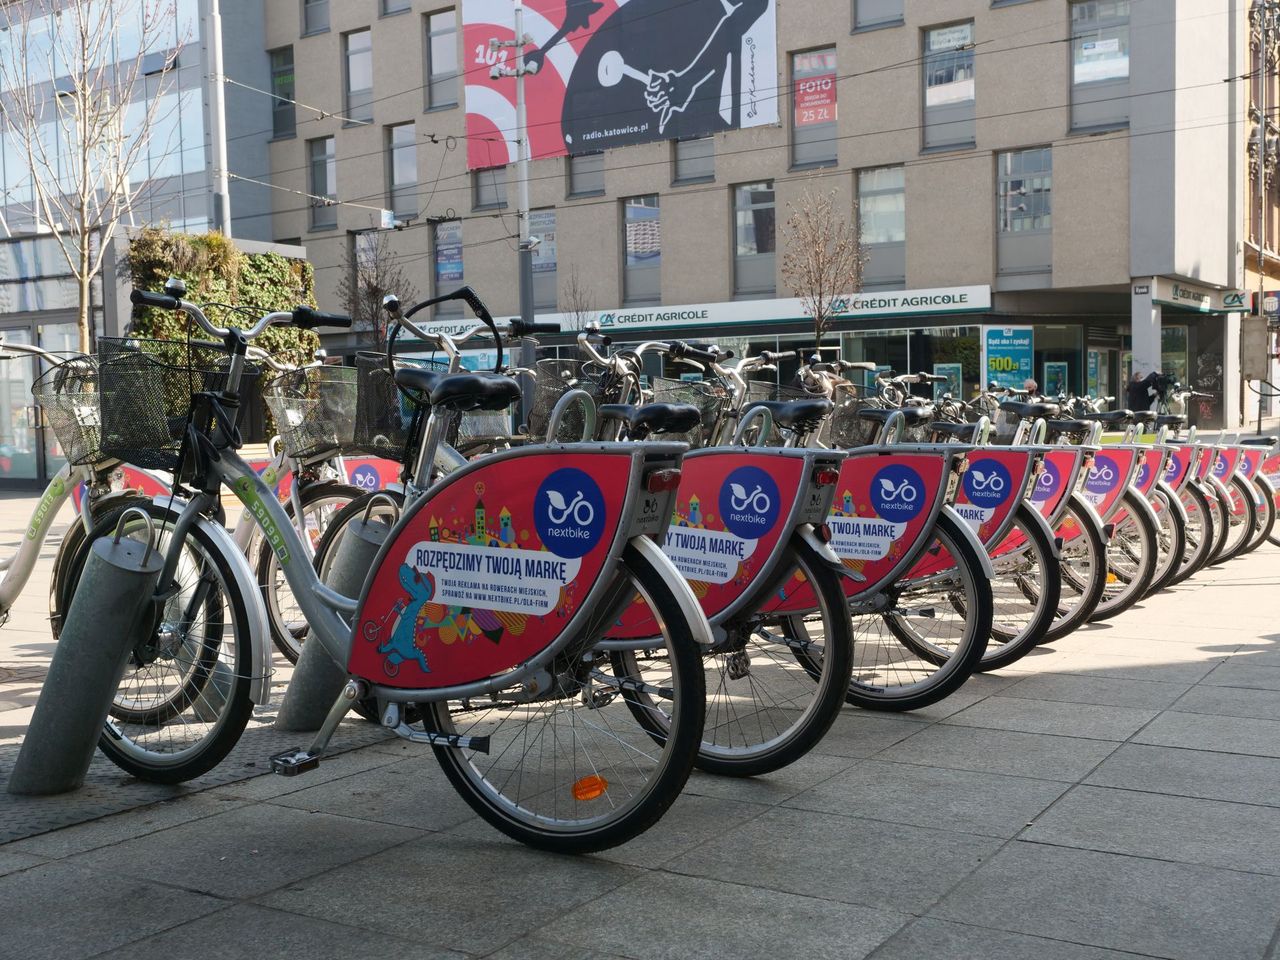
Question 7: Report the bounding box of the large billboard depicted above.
[463,0,778,170]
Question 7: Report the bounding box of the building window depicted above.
[623,196,660,306]
[568,151,604,196]
[303,0,328,35]
[382,0,410,13]
[997,147,1052,280]
[923,21,975,150]
[791,48,837,168]
[858,166,905,288]
[425,9,458,109]
[854,0,903,29]
[344,30,373,123]
[434,220,463,316]
[308,136,336,230]
[387,123,417,219]
[1071,1,1130,129]
[269,47,295,138]
[673,137,714,183]
[473,165,507,209]
[733,182,775,298]
[530,208,557,310]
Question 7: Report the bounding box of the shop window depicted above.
[344,30,373,123]
[434,220,463,317]
[673,137,714,183]
[1071,0,1130,130]
[623,195,660,306]
[922,22,975,150]
[425,9,458,109]
[858,166,905,289]
[303,0,328,35]
[569,152,604,196]
[473,165,507,209]
[270,47,294,138]
[530,208,557,310]
[387,123,417,220]
[791,48,837,167]
[997,146,1052,282]
[308,136,336,230]
[854,0,903,30]
[734,182,775,298]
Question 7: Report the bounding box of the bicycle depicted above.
[56,279,711,853]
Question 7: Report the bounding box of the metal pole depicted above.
[206,0,232,234]
[514,0,534,324]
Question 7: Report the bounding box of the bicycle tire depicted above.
[1089,490,1158,621]
[1210,473,1257,564]
[427,540,705,854]
[1040,495,1107,643]
[1169,481,1215,586]
[1146,486,1187,595]
[615,535,854,778]
[257,480,363,663]
[845,509,992,712]
[975,503,1061,672]
[1241,475,1276,554]
[68,500,254,783]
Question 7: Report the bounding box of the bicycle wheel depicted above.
[257,480,362,663]
[975,503,1060,672]
[65,500,253,783]
[426,541,705,854]
[1089,490,1158,621]
[617,536,854,778]
[1145,486,1186,595]
[1210,474,1257,564]
[1169,482,1215,586]
[1242,475,1276,554]
[845,509,992,711]
[1040,496,1107,643]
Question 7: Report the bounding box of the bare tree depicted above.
[781,186,867,355]
[561,264,594,331]
[0,0,185,353]
[336,230,418,347]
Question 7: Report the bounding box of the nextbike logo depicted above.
[1085,455,1121,496]
[1031,460,1060,503]
[963,458,1013,507]
[870,464,925,521]
[351,464,379,491]
[535,468,606,559]
[1135,462,1149,488]
[1213,454,1229,477]
[1164,452,1181,481]
[718,465,781,540]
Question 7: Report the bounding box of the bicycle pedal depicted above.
[269,747,321,776]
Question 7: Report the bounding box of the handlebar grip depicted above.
[130,289,179,311]
[292,306,352,329]
[761,349,799,363]
[919,372,947,382]
[672,341,719,365]
[510,319,561,336]
[585,330,611,346]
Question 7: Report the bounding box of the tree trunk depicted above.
[76,260,92,355]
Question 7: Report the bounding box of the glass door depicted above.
[0,323,40,484]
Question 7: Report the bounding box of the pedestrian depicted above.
[1022,378,1038,395]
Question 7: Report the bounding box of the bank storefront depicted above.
[409,282,1229,426]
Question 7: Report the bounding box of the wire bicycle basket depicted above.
[264,365,359,462]
[651,376,728,449]
[526,357,609,442]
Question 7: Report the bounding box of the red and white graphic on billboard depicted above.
[792,50,835,127]
[462,0,778,169]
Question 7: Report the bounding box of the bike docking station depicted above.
[8,509,161,795]
[275,494,398,734]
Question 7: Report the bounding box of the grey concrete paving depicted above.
[1,488,1280,959]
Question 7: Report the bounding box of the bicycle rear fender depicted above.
[949,448,1035,548]
[1055,491,1106,547]
[350,443,680,691]
[152,494,273,707]
[609,447,843,635]
[1080,446,1141,521]
[817,447,956,599]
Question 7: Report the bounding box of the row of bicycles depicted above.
[9,276,1279,854]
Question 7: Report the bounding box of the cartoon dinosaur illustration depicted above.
[376,564,440,675]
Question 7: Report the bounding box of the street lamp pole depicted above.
[206,0,232,234]
[490,0,538,325]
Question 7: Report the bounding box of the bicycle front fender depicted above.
[154,495,272,707]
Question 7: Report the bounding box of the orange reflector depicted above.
[646,469,681,493]
[816,523,833,543]
[572,775,609,801]
[814,468,840,486]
